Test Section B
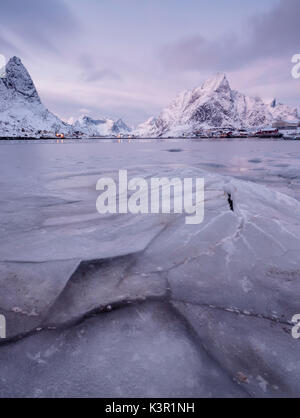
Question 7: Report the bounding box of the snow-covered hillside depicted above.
[72,116,131,137]
[135,74,299,137]
[0,57,71,138]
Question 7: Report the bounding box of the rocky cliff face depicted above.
[135,74,299,137]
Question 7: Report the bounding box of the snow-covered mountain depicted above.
[72,115,131,137]
[135,74,299,137]
[0,57,131,139]
[0,57,70,138]
[267,99,299,123]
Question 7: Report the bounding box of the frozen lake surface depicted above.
[1,137,300,200]
[0,138,300,398]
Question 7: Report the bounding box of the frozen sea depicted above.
[1,138,300,398]
[1,137,300,199]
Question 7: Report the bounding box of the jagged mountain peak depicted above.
[168,73,232,113]
[79,115,105,124]
[200,73,230,94]
[3,56,41,103]
[8,56,22,66]
[114,118,131,132]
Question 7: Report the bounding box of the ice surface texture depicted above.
[1,141,300,397]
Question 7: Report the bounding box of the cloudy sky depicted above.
[1,0,299,125]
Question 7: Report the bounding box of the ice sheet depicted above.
[0,139,300,397]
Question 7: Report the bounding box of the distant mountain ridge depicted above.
[135,73,299,137]
[73,115,131,137]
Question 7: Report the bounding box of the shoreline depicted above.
[0,135,293,142]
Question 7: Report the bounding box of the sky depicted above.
[0,0,299,126]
